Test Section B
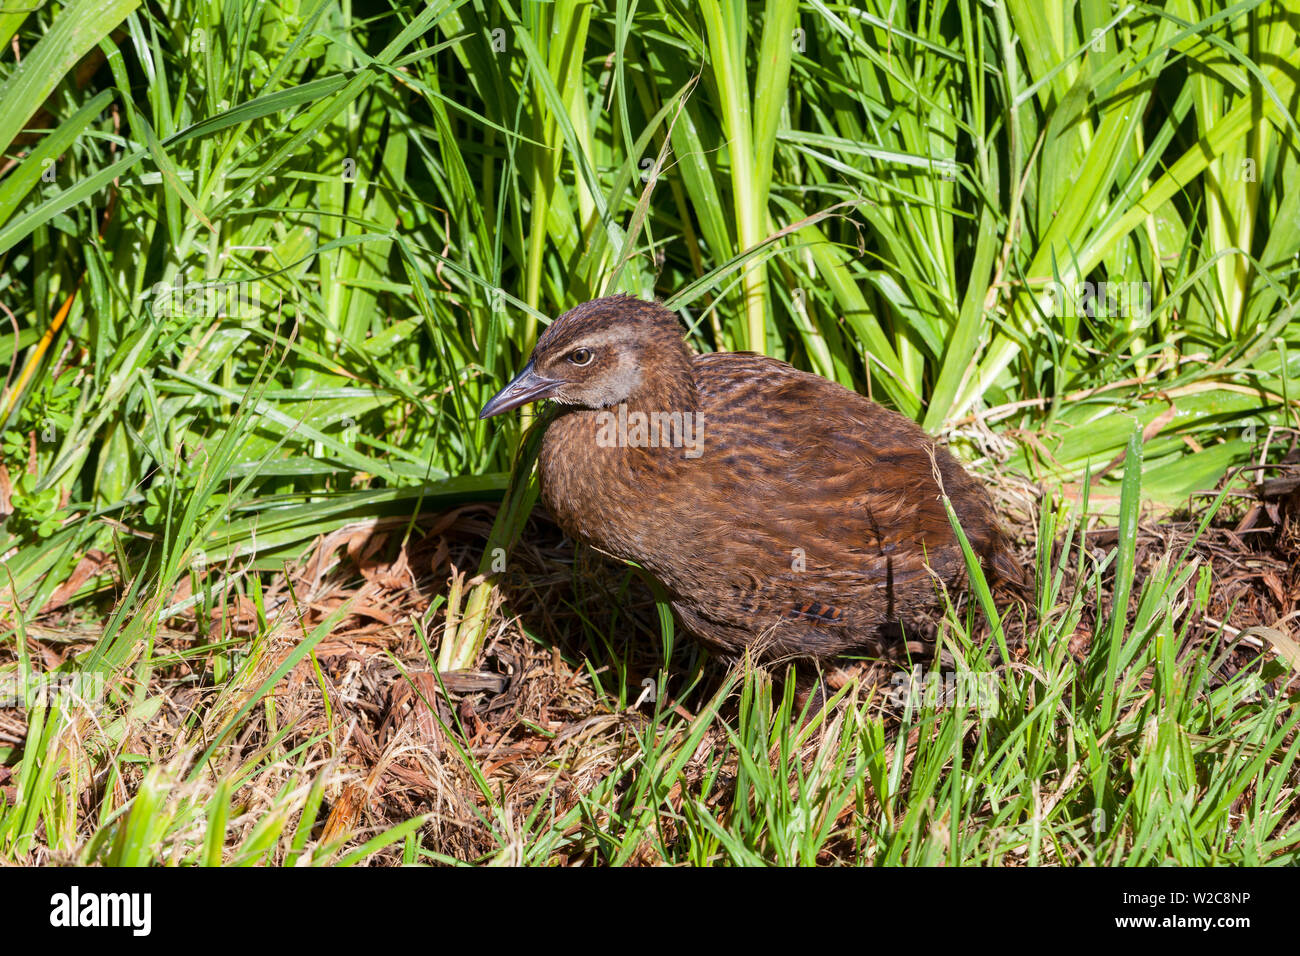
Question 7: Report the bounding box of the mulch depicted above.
[4,461,1299,862]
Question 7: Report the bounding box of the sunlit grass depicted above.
[0,0,1296,864]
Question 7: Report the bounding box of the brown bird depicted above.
[481,295,1023,667]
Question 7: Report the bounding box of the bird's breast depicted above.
[538,407,697,562]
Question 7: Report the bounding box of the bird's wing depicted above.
[686,351,986,568]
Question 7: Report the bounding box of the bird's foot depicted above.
[792,672,834,726]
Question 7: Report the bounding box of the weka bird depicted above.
[480,295,1022,663]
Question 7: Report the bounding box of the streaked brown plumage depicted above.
[481,295,1023,662]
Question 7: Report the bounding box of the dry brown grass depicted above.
[4,462,1299,864]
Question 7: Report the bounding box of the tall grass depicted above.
[0,0,1296,863]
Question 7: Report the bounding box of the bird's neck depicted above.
[623,354,698,418]
[537,350,702,559]
[576,358,702,465]
[543,355,704,471]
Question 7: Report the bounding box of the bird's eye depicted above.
[569,347,594,366]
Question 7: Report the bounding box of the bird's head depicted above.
[479,295,691,418]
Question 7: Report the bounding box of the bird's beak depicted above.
[479,360,560,419]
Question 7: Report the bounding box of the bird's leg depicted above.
[791,665,833,724]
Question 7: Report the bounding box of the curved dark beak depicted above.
[479,360,560,419]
